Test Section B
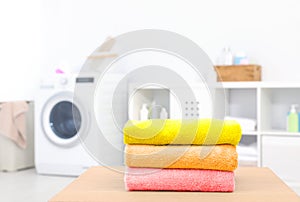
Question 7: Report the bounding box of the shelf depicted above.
[218,82,260,89]
[261,130,300,137]
[218,81,300,89]
[218,82,300,187]
[242,131,258,136]
[259,82,300,88]
[240,130,300,137]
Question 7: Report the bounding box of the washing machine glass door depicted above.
[42,91,87,146]
[49,101,81,139]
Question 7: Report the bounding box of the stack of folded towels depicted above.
[123,119,242,192]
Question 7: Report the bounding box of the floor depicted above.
[0,168,75,202]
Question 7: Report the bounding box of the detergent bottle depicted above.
[287,104,299,132]
[140,104,149,120]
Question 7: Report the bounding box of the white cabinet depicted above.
[222,82,300,194]
[128,81,300,193]
[262,136,300,182]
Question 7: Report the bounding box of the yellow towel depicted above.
[124,119,241,146]
[125,144,238,171]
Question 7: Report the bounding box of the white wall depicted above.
[1,0,300,101]
[41,0,300,81]
[0,0,41,101]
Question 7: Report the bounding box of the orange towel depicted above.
[0,101,28,149]
[125,144,237,171]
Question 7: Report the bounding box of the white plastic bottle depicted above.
[218,46,233,65]
[160,107,168,119]
[140,104,149,120]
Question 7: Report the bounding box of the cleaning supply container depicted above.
[139,104,149,120]
[287,104,299,132]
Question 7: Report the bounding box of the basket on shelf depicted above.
[214,65,261,82]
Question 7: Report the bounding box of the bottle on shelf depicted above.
[160,107,168,119]
[148,101,162,119]
[234,51,249,65]
[287,104,299,132]
[217,46,233,65]
[139,104,149,120]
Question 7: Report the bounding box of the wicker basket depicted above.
[214,65,261,82]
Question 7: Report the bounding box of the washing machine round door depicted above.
[42,91,88,146]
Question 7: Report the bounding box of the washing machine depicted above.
[34,73,99,176]
[35,74,123,176]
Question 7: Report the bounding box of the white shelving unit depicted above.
[221,81,300,193]
[128,81,300,193]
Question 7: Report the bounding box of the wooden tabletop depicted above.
[49,167,300,202]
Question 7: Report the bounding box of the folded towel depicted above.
[125,167,234,192]
[125,144,237,171]
[124,119,241,146]
[225,116,257,131]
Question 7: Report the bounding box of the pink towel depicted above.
[0,101,28,149]
[125,167,234,192]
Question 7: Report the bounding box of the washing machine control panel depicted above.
[76,77,94,83]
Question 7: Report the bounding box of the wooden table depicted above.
[49,167,300,202]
